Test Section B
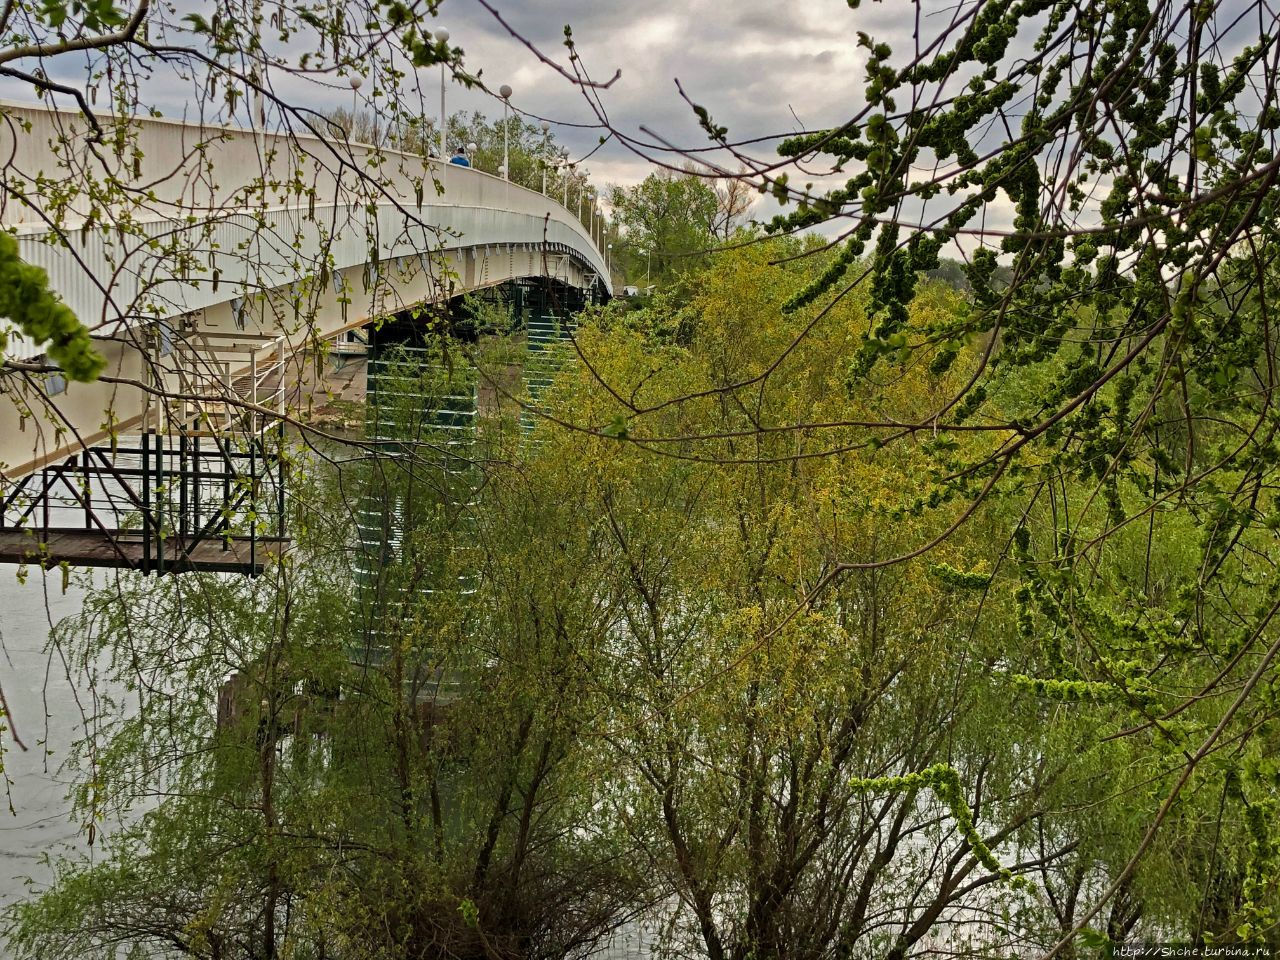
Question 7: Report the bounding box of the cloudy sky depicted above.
[423,0,907,189]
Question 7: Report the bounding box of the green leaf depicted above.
[602,415,629,439]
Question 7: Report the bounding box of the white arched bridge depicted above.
[0,101,610,572]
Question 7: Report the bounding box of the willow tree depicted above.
[496,2,1280,949]
[3,356,643,960]
[498,236,1272,957]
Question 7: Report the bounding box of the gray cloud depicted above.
[432,0,914,185]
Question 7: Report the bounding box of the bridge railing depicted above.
[0,100,609,361]
[0,100,602,246]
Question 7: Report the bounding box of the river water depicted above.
[0,572,95,939]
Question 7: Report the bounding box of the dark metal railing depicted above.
[0,423,287,575]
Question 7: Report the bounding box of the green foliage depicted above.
[607,170,719,285]
[848,763,1031,890]
[702,9,1280,941]
[11,231,1280,958]
[4,369,640,960]
[495,239,1070,958]
[1006,673,1130,704]
[0,232,103,382]
[928,561,992,590]
[38,0,124,30]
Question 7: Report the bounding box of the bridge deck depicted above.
[0,529,289,574]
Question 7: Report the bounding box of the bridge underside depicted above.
[1,247,604,477]
[1,274,600,574]
[0,531,289,574]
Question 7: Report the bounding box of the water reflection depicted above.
[0,572,93,953]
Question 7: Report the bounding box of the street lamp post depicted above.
[499,84,513,180]
[251,0,265,128]
[564,162,574,207]
[435,28,450,159]
[348,75,362,137]
[540,120,550,195]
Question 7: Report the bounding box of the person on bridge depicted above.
[449,148,471,167]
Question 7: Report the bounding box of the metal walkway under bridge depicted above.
[0,102,610,574]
